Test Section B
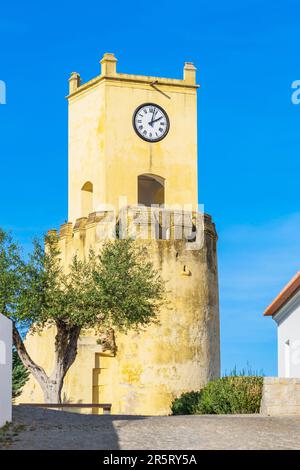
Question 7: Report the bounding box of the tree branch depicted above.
[13,323,49,388]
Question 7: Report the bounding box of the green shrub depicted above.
[171,390,202,415]
[12,350,29,399]
[171,373,263,415]
[195,375,263,414]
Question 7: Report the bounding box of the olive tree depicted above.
[0,229,165,403]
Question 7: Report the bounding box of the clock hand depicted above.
[151,115,164,124]
[149,108,157,126]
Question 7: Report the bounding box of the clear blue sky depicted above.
[1,0,300,375]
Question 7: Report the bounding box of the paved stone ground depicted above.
[3,405,300,450]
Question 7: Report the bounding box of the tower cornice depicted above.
[67,73,199,100]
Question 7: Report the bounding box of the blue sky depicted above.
[1,0,300,375]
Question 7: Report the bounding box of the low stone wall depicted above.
[260,377,300,416]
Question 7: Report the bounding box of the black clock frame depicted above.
[132,103,170,143]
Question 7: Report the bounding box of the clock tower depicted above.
[19,54,220,415]
[68,53,198,221]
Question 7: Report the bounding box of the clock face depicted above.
[133,103,170,142]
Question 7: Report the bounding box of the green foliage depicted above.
[0,228,166,401]
[171,391,202,415]
[223,365,264,378]
[93,239,165,331]
[0,229,165,333]
[0,229,25,319]
[0,422,26,448]
[171,371,264,415]
[12,350,29,399]
[15,236,165,332]
[195,375,263,414]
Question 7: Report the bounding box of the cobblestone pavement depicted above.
[4,406,300,450]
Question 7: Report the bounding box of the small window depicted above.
[81,181,93,217]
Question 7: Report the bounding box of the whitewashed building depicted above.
[264,271,300,378]
[0,313,12,426]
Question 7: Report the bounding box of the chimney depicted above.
[183,62,196,85]
[100,53,117,76]
[68,72,81,94]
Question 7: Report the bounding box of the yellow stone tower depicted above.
[19,53,220,415]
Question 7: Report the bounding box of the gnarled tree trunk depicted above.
[13,322,81,403]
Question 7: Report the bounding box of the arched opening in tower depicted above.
[137,174,165,207]
[81,181,93,217]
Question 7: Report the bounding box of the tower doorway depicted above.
[92,353,116,414]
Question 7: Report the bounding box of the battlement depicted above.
[48,207,217,264]
[50,207,216,243]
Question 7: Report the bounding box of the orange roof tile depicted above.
[264,271,300,316]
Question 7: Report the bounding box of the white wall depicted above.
[274,291,300,378]
[0,314,12,426]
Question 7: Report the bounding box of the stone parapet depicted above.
[48,207,217,249]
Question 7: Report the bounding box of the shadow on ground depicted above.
[8,405,147,450]
[5,405,300,450]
